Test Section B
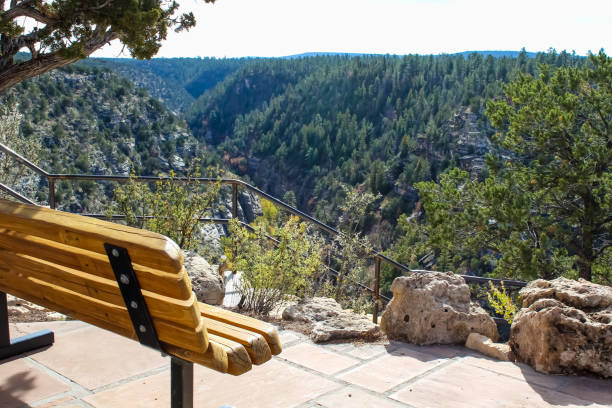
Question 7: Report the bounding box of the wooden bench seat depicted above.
[0,198,282,405]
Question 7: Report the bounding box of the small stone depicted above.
[465,333,512,361]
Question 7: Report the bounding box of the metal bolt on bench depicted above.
[104,243,194,408]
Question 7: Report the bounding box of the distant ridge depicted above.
[452,50,538,58]
[282,50,541,59]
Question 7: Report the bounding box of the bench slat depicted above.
[199,302,282,355]
[0,249,202,329]
[0,270,208,353]
[0,229,192,300]
[0,199,182,274]
[207,334,253,375]
[203,317,271,365]
[0,280,241,374]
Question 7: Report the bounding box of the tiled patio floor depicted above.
[1,321,610,408]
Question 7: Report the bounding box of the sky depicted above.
[94,0,612,58]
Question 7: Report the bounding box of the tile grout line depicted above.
[24,355,92,399]
[273,353,418,408]
[382,356,462,397]
[88,363,169,394]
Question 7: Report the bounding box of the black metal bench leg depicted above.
[171,357,193,408]
[0,291,54,361]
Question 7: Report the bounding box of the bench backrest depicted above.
[0,198,210,360]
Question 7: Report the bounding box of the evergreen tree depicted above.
[415,52,611,283]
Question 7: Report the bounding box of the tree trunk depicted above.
[578,261,592,281]
[0,31,118,94]
[579,191,595,281]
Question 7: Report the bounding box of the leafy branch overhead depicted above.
[0,0,214,93]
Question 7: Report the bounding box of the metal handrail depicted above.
[0,142,526,322]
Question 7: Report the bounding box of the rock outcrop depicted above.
[380,272,498,345]
[510,277,612,377]
[183,251,225,305]
[282,297,379,343]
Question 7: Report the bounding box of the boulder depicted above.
[183,251,225,305]
[510,277,612,377]
[282,297,379,343]
[465,333,513,361]
[380,272,498,345]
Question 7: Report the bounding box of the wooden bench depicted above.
[0,198,281,407]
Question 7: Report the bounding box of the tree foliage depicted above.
[413,53,611,283]
[0,0,214,93]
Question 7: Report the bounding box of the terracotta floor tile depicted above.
[561,376,612,405]
[390,361,603,408]
[464,355,572,391]
[337,348,442,392]
[278,331,301,345]
[390,341,465,359]
[82,373,169,408]
[344,344,389,360]
[29,325,166,390]
[280,343,360,375]
[0,358,71,408]
[35,395,76,407]
[316,386,405,408]
[85,359,340,408]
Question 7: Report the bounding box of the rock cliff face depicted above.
[381,272,498,345]
[5,67,200,213]
[447,109,493,179]
[510,278,612,377]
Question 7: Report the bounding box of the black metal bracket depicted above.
[104,243,163,352]
[0,291,54,361]
[105,244,195,407]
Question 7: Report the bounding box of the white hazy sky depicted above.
[94,0,612,58]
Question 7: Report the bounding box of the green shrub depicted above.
[487,281,519,324]
[110,163,220,250]
[227,216,324,315]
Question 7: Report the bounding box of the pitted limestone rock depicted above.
[183,250,225,305]
[510,277,612,377]
[380,272,498,345]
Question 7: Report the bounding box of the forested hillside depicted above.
[3,50,599,283]
[78,57,251,112]
[185,51,583,246]
[2,64,205,212]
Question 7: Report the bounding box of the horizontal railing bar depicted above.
[0,141,527,290]
[0,182,37,205]
[0,143,49,176]
[48,174,229,183]
[410,270,526,288]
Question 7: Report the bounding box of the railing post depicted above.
[231,183,238,219]
[48,177,56,209]
[372,256,381,324]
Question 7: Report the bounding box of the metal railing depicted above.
[0,142,527,323]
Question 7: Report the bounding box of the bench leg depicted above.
[0,292,54,361]
[171,357,193,408]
